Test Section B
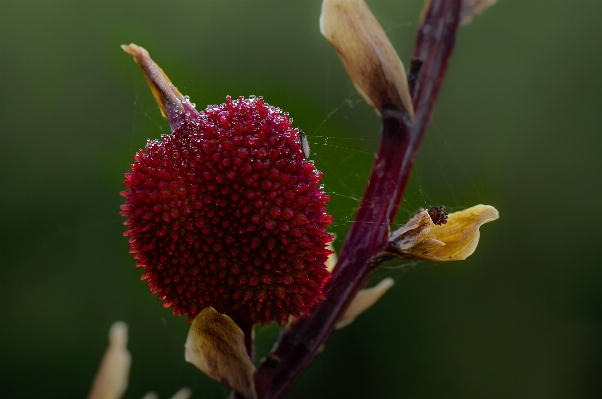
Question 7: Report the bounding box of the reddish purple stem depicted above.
[254,2,461,398]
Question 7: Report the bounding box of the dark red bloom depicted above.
[121,96,333,325]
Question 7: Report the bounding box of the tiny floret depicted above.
[121,96,333,325]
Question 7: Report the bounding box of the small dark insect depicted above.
[427,205,448,226]
[298,130,310,159]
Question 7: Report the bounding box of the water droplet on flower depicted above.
[122,95,333,325]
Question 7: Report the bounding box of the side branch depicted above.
[254,2,461,398]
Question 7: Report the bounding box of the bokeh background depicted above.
[1,1,601,398]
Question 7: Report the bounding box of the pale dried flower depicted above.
[185,307,257,399]
[336,277,395,329]
[88,322,131,399]
[89,323,190,399]
[320,0,414,122]
[388,205,499,262]
[325,241,338,273]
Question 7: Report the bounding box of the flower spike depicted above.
[121,45,333,326]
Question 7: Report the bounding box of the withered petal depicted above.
[88,322,131,399]
[411,204,499,261]
[320,0,414,121]
[121,44,184,119]
[325,241,338,273]
[121,44,199,130]
[336,277,395,329]
[388,205,498,262]
[185,307,257,399]
[388,210,433,253]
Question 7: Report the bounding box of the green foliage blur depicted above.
[1,1,601,398]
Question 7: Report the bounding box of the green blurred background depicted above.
[1,1,601,398]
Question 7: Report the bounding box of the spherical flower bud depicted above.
[121,88,333,325]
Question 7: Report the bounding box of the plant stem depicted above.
[254,2,461,398]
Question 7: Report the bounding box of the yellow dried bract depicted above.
[388,204,499,262]
[185,307,257,399]
[320,0,414,122]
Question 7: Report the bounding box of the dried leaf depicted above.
[185,307,257,399]
[336,278,395,329]
[320,0,414,121]
[461,0,498,26]
[88,322,131,399]
[388,205,499,262]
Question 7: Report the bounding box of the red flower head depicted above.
[120,45,333,325]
